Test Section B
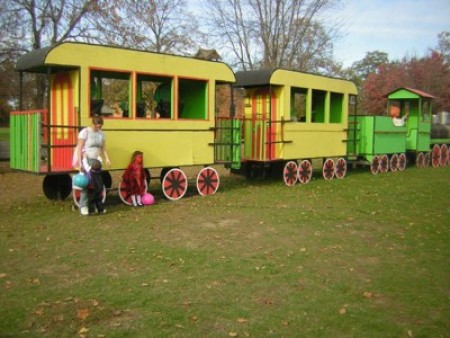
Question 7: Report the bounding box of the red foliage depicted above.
[361,52,450,115]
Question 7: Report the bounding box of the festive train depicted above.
[10,42,449,204]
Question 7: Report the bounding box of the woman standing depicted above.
[75,115,110,215]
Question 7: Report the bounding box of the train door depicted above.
[50,72,78,171]
[243,88,278,161]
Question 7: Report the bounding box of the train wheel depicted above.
[117,179,148,205]
[389,154,399,172]
[334,158,347,179]
[440,144,449,166]
[43,174,72,200]
[283,161,298,186]
[162,168,188,201]
[416,152,425,168]
[322,158,335,180]
[297,160,313,184]
[431,144,441,168]
[72,185,106,208]
[379,154,389,173]
[196,167,220,196]
[398,153,407,171]
[370,156,380,175]
[118,179,132,205]
[424,152,431,167]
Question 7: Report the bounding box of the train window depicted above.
[330,92,343,123]
[90,70,131,118]
[312,89,326,123]
[290,87,307,122]
[137,74,173,118]
[178,78,207,119]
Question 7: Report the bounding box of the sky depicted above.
[333,0,450,66]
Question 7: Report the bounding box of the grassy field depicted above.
[0,163,449,337]
[0,127,9,142]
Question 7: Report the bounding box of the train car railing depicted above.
[214,117,241,169]
[10,110,46,173]
[242,117,287,161]
[10,109,79,174]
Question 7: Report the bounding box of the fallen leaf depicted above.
[237,318,248,323]
[281,320,289,326]
[339,308,346,315]
[363,292,373,298]
[78,326,89,334]
[229,332,238,337]
[77,308,90,321]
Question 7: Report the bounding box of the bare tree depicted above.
[0,0,110,110]
[97,0,199,55]
[202,0,341,72]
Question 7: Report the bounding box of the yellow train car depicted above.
[235,69,358,185]
[11,42,238,201]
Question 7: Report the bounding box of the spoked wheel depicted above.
[379,154,389,173]
[118,179,148,205]
[370,156,380,175]
[424,152,431,167]
[283,161,298,186]
[416,152,425,168]
[389,154,399,172]
[72,185,106,208]
[440,144,449,166]
[322,158,335,180]
[334,158,347,179]
[398,153,407,171]
[162,168,188,201]
[297,160,313,184]
[196,167,220,196]
[431,144,441,168]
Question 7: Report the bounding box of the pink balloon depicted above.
[141,193,155,205]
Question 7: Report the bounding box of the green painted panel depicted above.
[350,116,406,158]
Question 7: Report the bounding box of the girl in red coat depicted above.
[122,151,147,206]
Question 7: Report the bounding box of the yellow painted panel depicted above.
[105,130,214,170]
[283,124,347,159]
[46,43,235,82]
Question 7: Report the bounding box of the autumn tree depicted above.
[360,52,450,115]
[0,0,110,114]
[202,0,341,73]
[94,0,199,54]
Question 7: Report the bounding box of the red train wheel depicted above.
[389,154,399,172]
[334,158,347,179]
[379,154,389,173]
[424,152,431,167]
[118,179,132,205]
[398,153,407,171]
[370,156,380,175]
[162,168,188,201]
[322,158,335,180]
[283,161,298,186]
[431,144,441,168]
[440,144,449,166]
[196,167,220,196]
[297,160,313,184]
[416,152,425,168]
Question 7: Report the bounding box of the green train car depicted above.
[348,88,449,173]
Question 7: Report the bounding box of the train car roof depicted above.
[15,42,235,82]
[386,87,437,99]
[234,68,358,94]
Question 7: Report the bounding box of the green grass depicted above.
[0,127,9,142]
[1,166,449,337]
